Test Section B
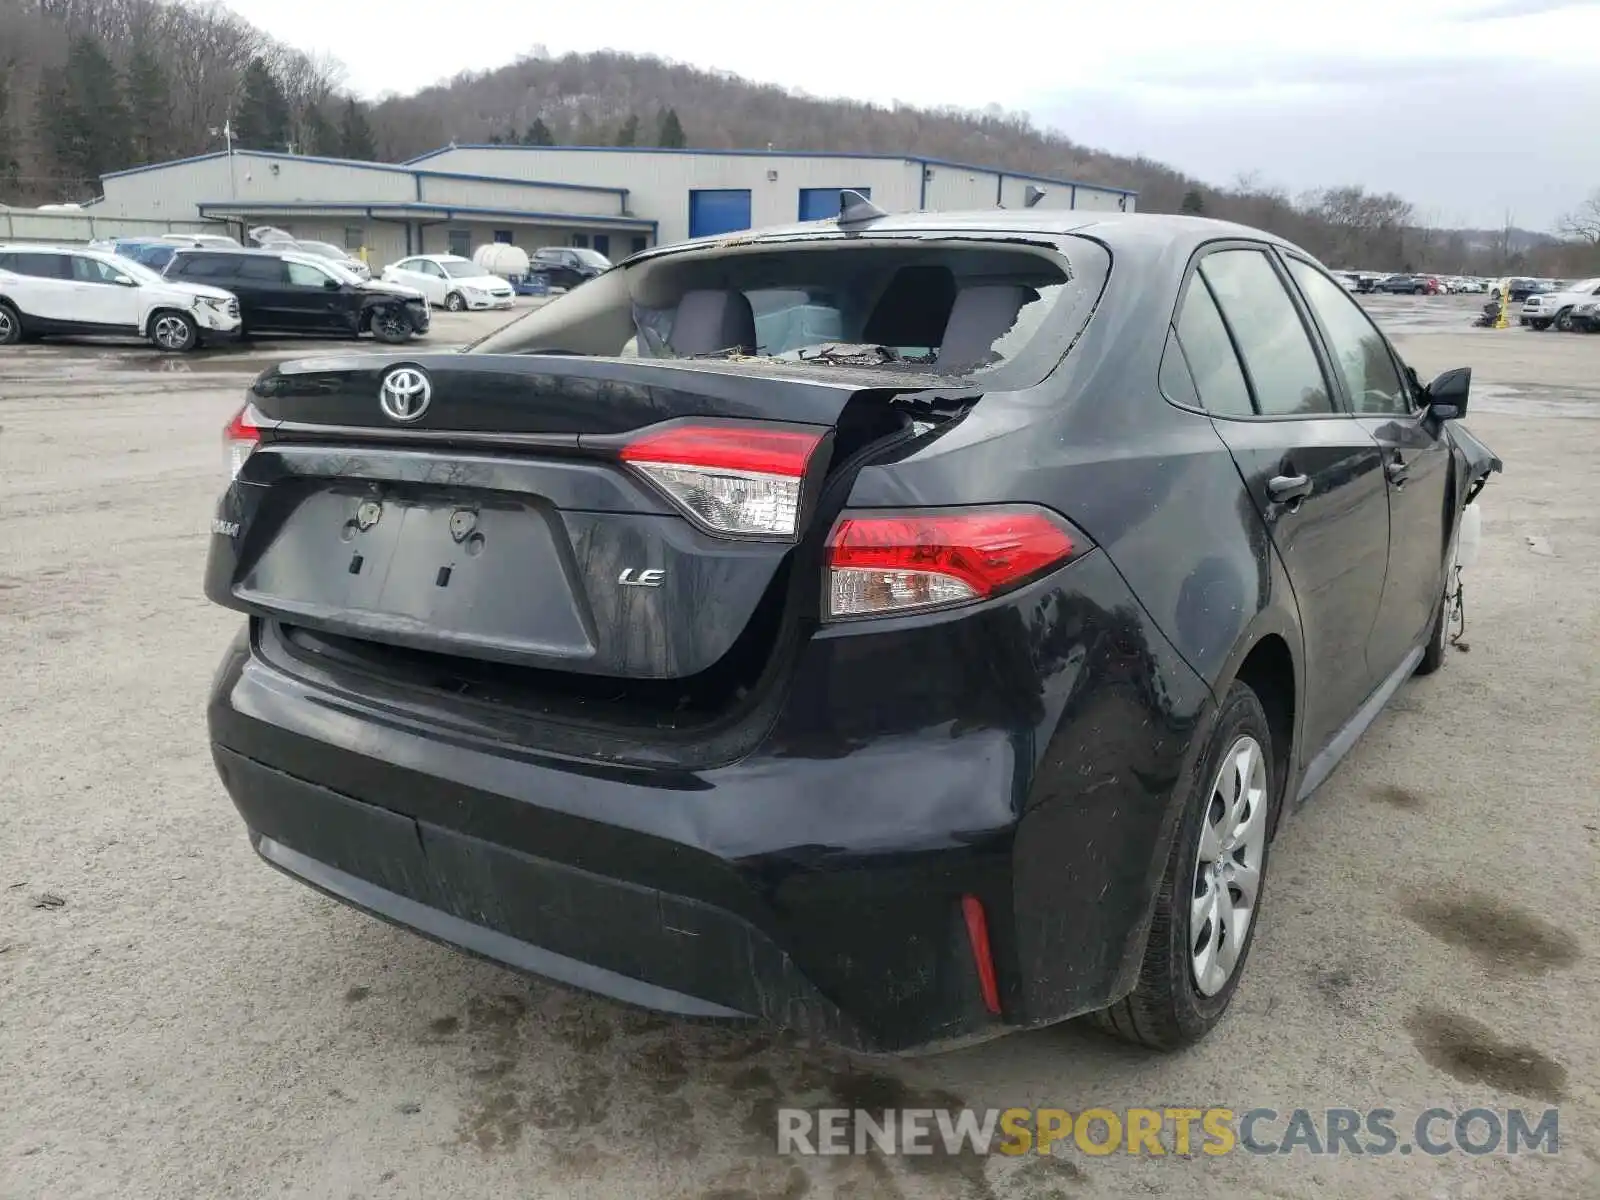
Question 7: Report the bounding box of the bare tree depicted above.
[1557,190,1600,247]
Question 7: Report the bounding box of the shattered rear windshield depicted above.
[468,237,1105,385]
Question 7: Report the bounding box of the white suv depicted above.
[0,245,242,351]
[1521,278,1600,331]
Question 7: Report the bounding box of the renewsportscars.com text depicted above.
[777,1106,1559,1158]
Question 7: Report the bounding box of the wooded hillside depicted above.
[2,0,1596,277]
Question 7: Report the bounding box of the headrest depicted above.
[670,289,758,356]
[936,285,1038,369]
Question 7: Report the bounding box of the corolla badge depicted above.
[379,367,432,423]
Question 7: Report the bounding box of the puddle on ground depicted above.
[1407,1007,1566,1102]
[1404,890,1581,974]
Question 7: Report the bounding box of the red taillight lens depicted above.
[620,423,824,538]
[223,405,261,480]
[826,507,1081,619]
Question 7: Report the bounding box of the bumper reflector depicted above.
[961,894,1002,1016]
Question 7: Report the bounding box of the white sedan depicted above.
[381,255,515,311]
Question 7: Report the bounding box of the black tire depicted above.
[1093,681,1280,1051]
[369,305,414,344]
[1415,522,1460,677]
[444,291,466,312]
[0,301,20,345]
[147,309,198,353]
[1554,308,1573,332]
[1413,286,1426,295]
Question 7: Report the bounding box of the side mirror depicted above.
[113,274,137,287]
[324,277,342,290]
[1425,367,1471,422]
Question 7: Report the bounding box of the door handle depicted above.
[1385,454,1409,486]
[1267,473,1313,504]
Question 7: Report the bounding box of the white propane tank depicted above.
[1456,502,1482,570]
[473,243,530,280]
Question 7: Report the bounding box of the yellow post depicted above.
[1493,278,1510,329]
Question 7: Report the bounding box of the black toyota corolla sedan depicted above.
[203,208,1500,1053]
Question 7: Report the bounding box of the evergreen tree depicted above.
[1180,189,1206,215]
[41,36,129,186]
[0,67,18,191]
[337,97,377,160]
[655,107,685,149]
[521,117,553,146]
[123,41,172,165]
[234,58,290,151]
[613,114,639,147]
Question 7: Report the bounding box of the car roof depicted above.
[173,246,327,265]
[0,242,105,252]
[640,210,1308,265]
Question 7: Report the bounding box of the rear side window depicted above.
[239,257,288,282]
[5,252,70,279]
[1287,260,1411,416]
[173,255,225,279]
[1200,249,1333,416]
[1174,278,1254,417]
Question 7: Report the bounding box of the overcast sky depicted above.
[227,0,1600,229]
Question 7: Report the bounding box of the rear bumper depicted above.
[206,551,1214,1051]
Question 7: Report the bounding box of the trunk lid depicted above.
[211,352,940,683]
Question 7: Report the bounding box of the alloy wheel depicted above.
[153,314,191,350]
[1190,735,1268,997]
[0,308,14,341]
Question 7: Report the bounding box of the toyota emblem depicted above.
[379,367,432,423]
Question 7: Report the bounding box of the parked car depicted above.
[0,243,239,350]
[381,254,516,311]
[202,210,1500,1054]
[1521,278,1600,331]
[528,245,611,290]
[1375,273,1438,295]
[97,237,180,271]
[1506,278,1548,305]
[164,248,428,343]
[286,239,373,281]
[158,232,242,249]
[1570,298,1600,332]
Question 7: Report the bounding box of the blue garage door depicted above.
[689,189,753,239]
[798,187,870,221]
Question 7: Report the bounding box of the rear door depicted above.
[1176,245,1391,754]
[1284,257,1453,676]
[7,252,75,321]
[235,256,301,330]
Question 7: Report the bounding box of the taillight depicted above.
[620,423,824,538]
[223,405,261,480]
[826,506,1083,619]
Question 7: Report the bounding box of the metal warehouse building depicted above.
[87,145,1136,267]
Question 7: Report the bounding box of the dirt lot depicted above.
[2,295,1597,1199]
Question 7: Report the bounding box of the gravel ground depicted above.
[2,300,1597,1199]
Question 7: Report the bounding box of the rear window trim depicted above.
[468,231,1110,395]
